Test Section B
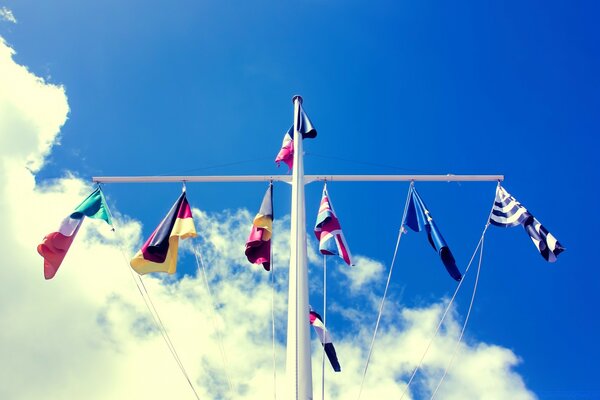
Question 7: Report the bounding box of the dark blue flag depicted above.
[404,186,462,281]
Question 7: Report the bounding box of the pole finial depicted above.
[292,95,303,104]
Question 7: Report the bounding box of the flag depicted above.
[314,186,353,266]
[275,103,317,169]
[245,184,273,271]
[130,191,197,275]
[404,186,462,281]
[275,127,294,169]
[37,187,112,279]
[490,185,565,262]
[310,309,341,372]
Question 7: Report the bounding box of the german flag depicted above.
[245,184,273,271]
[130,191,197,275]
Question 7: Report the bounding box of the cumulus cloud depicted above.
[338,255,385,293]
[0,7,17,24]
[0,37,537,400]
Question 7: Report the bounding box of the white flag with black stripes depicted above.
[490,185,565,262]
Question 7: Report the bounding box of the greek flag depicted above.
[490,186,565,262]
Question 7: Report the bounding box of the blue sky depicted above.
[1,1,599,399]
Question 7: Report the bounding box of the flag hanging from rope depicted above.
[130,190,197,275]
[245,184,273,271]
[275,102,317,169]
[404,186,462,281]
[309,309,341,372]
[37,187,113,280]
[490,185,565,262]
[314,186,353,265]
[275,127,294,169]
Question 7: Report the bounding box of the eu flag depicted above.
[404,186,462,281]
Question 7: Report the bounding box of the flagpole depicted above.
[286,95,313,400]
[91,100,506,400]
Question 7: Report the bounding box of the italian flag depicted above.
[37,188,112,279]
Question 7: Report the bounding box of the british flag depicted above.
[314,186,353,266]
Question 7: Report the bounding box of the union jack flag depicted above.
[314,186,353,266]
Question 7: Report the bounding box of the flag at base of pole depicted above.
[130,191,197,275]
[245,184,273,271]
[310,309,341,372]
[37,187,113,279]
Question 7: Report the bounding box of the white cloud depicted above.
[0,38,68,173]
[338,255,385,293]
[0,7,17,24]
[0,37,537,400]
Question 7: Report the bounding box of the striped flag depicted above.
[275,102,317,169]
[314,186,353,266]
[37,188,112,279]
[130,190,197,274]
[404,186,462,281]
[490,185,565,262]
[275,127,294,169]
[310,309,341,372]
[245,184,273,271]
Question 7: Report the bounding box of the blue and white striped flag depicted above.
[490,186,565,262]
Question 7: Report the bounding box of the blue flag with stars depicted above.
[404,186,462,281]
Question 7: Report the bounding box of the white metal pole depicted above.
[92,174,504,184]
[286,95,313,400]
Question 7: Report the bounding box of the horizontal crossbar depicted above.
[92,174,503,183]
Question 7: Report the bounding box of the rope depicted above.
[321,181,328,400]
[357,183,414,400]
[110,227,201,400]
[193,246,235,396]
[270,228,278,400]
[306,152,430,174]
[399,186,498,400]
[100,189,201,399]
[398,230,487,400]
[153,156,274,177]
[321,254,327,400]
[429,233,487,400]
[137,276,201,394]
